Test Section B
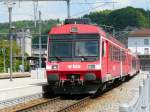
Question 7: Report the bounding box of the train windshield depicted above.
[75,41,98,57]
[49,34,99,61]
[51,41,72,57]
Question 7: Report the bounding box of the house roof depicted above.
[128,28,150,37]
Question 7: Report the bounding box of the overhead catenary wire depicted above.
[84,0,92,11]
[71,3,109,17]
[0,0,118,20]
[70,1,118,5]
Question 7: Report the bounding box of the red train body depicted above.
[45,19,140,95]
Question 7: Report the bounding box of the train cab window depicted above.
[49,34,100,62]
[75,41,98,57]
[50,41,72,57]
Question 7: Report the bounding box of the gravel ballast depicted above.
[79,71,147,112]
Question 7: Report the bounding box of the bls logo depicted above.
[68,64,81,69]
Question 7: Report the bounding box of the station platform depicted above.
[0,77,47,101]
[0,72,30,79]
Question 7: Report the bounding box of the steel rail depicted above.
[16,97,60,112]
[57,96,90,112]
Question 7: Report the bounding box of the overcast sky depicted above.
[0,0,149,23]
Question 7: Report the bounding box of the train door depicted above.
[101,40,108,81]
[120,50,123,77]
[128,54,133,76]
[121,50,128,77]
[108,44,121,78]
[121,50,126,77]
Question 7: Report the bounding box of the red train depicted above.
[43,19,140,96]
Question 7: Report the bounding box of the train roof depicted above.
[49,24,106,35]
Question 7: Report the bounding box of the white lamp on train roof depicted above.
[70,27,78,33]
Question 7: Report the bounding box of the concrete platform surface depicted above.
[0,77,47,101]
[0,72,30,79]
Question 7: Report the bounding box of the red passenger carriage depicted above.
[44,19,140,95]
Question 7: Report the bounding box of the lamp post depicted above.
[39,11,42,68]
[9,7,13,81]
[5,1,16,81]
[22,28,25,72]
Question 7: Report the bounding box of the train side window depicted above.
[102,41,106,57]
[112,46,115,60]
[109,45,113,60]
[120,50,125,61]
[113,46,118,61]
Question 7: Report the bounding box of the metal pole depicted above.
[22,28,25,72]
[67,0,70,18]
[39,11,42,68]
[3,48,6,73]
[8,6,13,81]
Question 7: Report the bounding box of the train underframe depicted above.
[43,83,100,96]
[42,73,136,97]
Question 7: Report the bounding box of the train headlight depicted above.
[51,65,58,70]
[84,73,96,81]
[88,64,95,70]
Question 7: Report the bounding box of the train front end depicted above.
[46,21,102,95]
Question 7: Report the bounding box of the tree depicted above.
[0,39,21,72]
[83,6,149,30]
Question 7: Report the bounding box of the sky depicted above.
[0,0,149,23]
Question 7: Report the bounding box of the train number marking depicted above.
[68,64,81,69]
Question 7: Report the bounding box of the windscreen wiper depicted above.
[81,56,88,61]
[49,56,62,61]
[54,56,62,61]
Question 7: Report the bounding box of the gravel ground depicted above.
[78,71,148,112]
[30,99,78,112]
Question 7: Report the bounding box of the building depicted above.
[128,28,150,70]
[16,28,32,56]
[16,29,48,69]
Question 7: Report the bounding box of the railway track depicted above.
[0,97,60,112]
[57,96,90,112]
[1,96,90,112]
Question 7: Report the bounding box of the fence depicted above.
[119,73,150,112]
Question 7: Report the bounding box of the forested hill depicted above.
[84,6,150,30]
